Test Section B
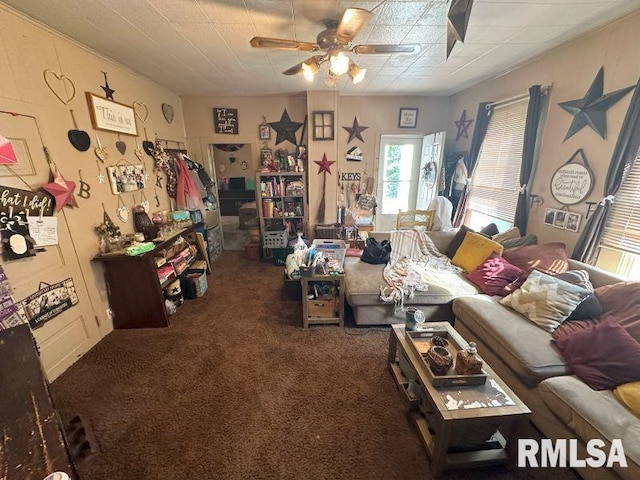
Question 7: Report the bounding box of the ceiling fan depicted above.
[250,8,420,86]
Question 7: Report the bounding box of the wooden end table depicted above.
[388,323,531,476]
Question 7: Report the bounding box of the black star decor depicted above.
[447,0,474,59]
[454,109,473,141]
[342,117,369,143]
[269,109,303,146]
[559,66,635,141]
[101,71,115,100]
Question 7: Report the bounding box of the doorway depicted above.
[376,133,445,231]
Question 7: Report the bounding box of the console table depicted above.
[388,323,530,475]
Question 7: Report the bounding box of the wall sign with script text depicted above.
[214,108,238,134]
[550,149,594,205]
[86,92,138,136]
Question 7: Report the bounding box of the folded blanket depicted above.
[285,254,300,280]
[380,230,463,308]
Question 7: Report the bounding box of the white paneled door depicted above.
[0,107,101,381]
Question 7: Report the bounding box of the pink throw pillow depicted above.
[502,242,569,276]
[467,253,524,296]
[594,281,640,342]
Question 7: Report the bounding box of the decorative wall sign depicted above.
[259,116,270,140]
[107,164,147,194]
[312,111,334,141]
[399,108,418,128]
[269,109,302,145]
[0,185,54,217]
[162,103,174,124]
[550,149,594,205]
[454,109,473,141]
[43,69,76,105]
[339,172,362,182]
[0,135,18,165]
[16,278,78,330]
[346,146,363,161]
[100,71,115,100]
[1,212,35,260]
[342,117,369,143]
[559,67,635,141]
[0,266,22,330]
[214,108,239,134]
[86,92,138,136]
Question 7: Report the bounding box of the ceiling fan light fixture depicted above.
[329,51,350,76]
[302,60,319,82]
[349,63,366,85]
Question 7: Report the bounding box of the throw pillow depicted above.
[613,381,640,417]
[480,223,499,237]
[451,232,504,272]
[556,270,603,321]
[492,226,521,244]
[500,234,538,250]
[552,319,600,342]
[446,225,473,259]
[502,242,568,275]
[594,281,640,342]
[554,318,640,390]
[500,270,591,332]
[467,253,524,296]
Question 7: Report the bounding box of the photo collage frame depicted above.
[544,208,581,233]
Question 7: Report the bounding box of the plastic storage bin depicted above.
[311,239,346,271]
[262,225,288,248]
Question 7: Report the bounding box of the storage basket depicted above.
[312,239,346,271]
[180,272,208,299]
[314,223,343,239]
[262,226,288,248]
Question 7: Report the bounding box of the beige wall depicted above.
[183,91,450,230]
[0,5,185,347]
[448,10,640,254]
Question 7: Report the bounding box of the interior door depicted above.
[0,108,102,381]
[416,131,445,210]
[376,136,424,231]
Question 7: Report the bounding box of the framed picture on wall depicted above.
[259,124,270,140]
[553,210,567,229]
[565,212,582,232]
[544,208,556,226]
[398,108,418,128]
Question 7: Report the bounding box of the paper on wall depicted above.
[27,216,58,246]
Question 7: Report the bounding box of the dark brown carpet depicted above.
[51,251,579,480]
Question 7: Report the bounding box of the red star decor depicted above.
[314,153,335,175]
[43,167,78,211]
[454,109,474,141]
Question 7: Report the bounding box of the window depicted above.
[597,147,640,279]
[466,98,528,231]
[381,143,416,214]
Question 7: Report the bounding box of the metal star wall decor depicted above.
[101,71,115,100]
[454,109,473,141]
[559,66,635,141]
[314,153,335,175]
[269,109,303,146]
[43,167,79,211]
[342,117,369,143]
[447,0,474,59]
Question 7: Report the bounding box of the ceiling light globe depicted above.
[351,67,366,85]
[329,52,350,76]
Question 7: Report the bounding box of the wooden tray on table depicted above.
[405,325,487,387]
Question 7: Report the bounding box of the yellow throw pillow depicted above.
[613,381,640,417]
[452,232,504,272]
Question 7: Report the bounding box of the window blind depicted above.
[600,148,640,255]
[467,98,529,223]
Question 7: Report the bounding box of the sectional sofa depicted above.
[343,230,639,479]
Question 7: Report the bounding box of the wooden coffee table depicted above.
[388,323,531,476]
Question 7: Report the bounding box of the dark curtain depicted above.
[572,76,640,263]
[453,102,493,227]
[514,85,545,234]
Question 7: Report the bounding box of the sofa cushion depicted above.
[452,295,569,386]
[552,319,599,341]
[500,234,538,250]
[492,226,521,244]
[344,256,479,307]
[554,319,640,390]
[500,270,591,333]
[446,225,473,258]
[466,253,524,296]
[556,270,603,321]
[538,375,640,478]
[451,232,503,272]
[502,242,569,275]
[614,381,640,418]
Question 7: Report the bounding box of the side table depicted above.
[300,274,345,328]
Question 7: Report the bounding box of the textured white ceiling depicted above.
[5,0,640,96]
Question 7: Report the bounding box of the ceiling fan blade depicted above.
[250,37,320,52]
[353,44,421,55]
[282,55,326,75]
[336,8,372,44]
